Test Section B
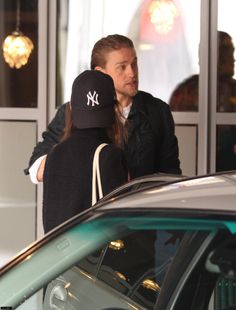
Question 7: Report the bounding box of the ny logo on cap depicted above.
[86,91,100,107]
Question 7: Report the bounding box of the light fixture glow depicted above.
[3,31,34,69]
[115,271,127,281]
[109,240,124,250]
[2,0,34,69]
[149,0,179,35]
[142,279,161,292]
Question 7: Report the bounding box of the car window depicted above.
[78,230,184,309]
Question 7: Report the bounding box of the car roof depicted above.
[96,171,236,212]
[100,172,186,201]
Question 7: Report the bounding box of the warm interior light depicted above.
[109,240,124,250]
[142,279,161,292]
[115,271,127,281]
[149,0,179,35]
[2,0,34,69]
[3,31,34,69]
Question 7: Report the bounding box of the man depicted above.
[25,34,181,182]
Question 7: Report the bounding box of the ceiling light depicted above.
[2,0,34,69]
[149,0,179,35]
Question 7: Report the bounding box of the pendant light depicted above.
[2,0,34,69]
[149,0,179,35]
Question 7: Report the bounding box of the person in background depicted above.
[43,70,128,233]
[169,31,236,112]
[25,34,181,182]
[169,31,236,171]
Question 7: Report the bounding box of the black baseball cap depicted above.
[71,70,116,129]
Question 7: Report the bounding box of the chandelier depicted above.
[149,0,179,35]
[2,0,34,69]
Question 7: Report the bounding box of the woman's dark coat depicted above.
[43,128,128,233]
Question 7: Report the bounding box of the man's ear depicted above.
[95,66,106,74]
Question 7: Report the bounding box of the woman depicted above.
[43,70,128,233]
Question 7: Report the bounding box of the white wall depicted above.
[0,121,36,266]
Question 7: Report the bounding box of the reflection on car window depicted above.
[77,230,184,309]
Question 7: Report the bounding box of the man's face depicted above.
[99,47,139,101]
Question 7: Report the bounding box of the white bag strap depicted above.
[92,143,108,206]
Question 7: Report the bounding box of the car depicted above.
[0,171,236,310]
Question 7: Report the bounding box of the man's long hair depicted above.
[90,34,134,69]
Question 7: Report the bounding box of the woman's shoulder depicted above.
[47,136,77,161]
